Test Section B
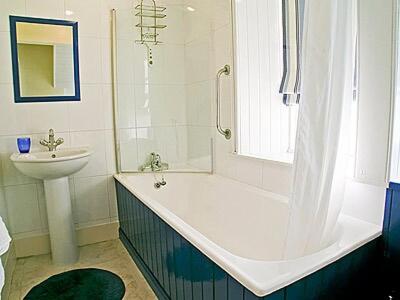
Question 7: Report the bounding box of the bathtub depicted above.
[114,173,382,298]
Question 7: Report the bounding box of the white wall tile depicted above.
[185,81,213,126]
[262,161,293,197]
[210,0,231,30]
[234,156,264,188]
[0,0,120,240]
[133,43,166,85]
[342,180,387,225]
[0,84,31,136]
[26,0,64,19]
[0,0,25,32]
[65,0,102,38]
[158,5,185,45]
[132,45,186,86]
[27,103,70,134]
[70,131,108,178]
[68,85,105,131]
[159,0,185,6]
[135,127,158,167]
[119,128,138,171]
[135,85,186,127]
[30,131,71,153]
[117,39,135,85]
[187,126,211,160]
[102,85,114,130]
[107,175,118,218]
[163,45,186,84]
[214,24,233,72]
[0,135,39,187]
[183,1,212,44]
[0,188,9,229]
[78,38,103,84]
[36,183,48,231]
[73,176,110,224]
[101,38,112,84]
[116,84,136,129]
[185,36,214,84]
[105,130,117,174]
[5,184,41,234]
[0,33,13,84]
[136,126,188,167]
[101,0,135,40]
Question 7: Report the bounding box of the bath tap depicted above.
[39,129,64,151]
[154,178,167,189]
[139,152,169,172]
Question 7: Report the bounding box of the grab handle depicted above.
[216,65,232,140]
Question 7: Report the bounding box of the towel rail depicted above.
[216,65,232,140]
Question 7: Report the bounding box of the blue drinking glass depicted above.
[17,137,31,154]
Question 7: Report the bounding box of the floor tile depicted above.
[9,239,156,299]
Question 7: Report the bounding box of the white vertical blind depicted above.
[234,0,297,162]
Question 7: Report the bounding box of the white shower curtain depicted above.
[284,0,356,259]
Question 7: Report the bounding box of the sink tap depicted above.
[139,152,169,172]
[40,129,64,151]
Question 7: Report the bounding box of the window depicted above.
[233,0,298,163]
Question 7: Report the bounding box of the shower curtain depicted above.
[284,0,356,258]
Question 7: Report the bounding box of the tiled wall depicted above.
[0,0,135,239]
[0,0,389,242]
[115,0,219,172]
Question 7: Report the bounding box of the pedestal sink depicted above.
[10,148,92,264]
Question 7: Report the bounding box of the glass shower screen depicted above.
[112,6,213,173]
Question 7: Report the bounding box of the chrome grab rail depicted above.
[216,65,232,140]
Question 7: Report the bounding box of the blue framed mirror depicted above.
[9,16,80,103]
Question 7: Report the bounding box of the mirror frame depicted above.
[9,15,81,103]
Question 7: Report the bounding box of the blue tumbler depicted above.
[17,137,31,154]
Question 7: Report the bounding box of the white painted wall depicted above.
[356,0,394,187]
[0,0,133,239]
[390,0,400,185]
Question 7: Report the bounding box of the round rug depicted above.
[24,268,125,300]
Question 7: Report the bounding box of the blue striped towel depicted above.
[280,0,305,106]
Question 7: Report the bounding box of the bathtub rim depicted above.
[114,173,382,297]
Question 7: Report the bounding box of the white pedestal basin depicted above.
[10,148,92,264]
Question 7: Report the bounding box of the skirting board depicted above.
[14,221,119,258]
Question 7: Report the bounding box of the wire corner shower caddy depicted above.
[135,0,167,65]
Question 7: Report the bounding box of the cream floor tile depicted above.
[8,239,156,300]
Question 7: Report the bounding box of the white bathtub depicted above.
[114,173,381,297]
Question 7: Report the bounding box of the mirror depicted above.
[9,16,80,103]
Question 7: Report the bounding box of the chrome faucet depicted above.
[139,152,169,172]
[40,129,64,151]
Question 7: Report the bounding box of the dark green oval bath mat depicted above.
[24,268,125,300]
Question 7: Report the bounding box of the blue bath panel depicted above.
[383,182,400,293]
[115,180,381,300]
[385,183,400,265]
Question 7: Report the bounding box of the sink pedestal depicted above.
[44,177,78,264]
[10,147,92,265]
